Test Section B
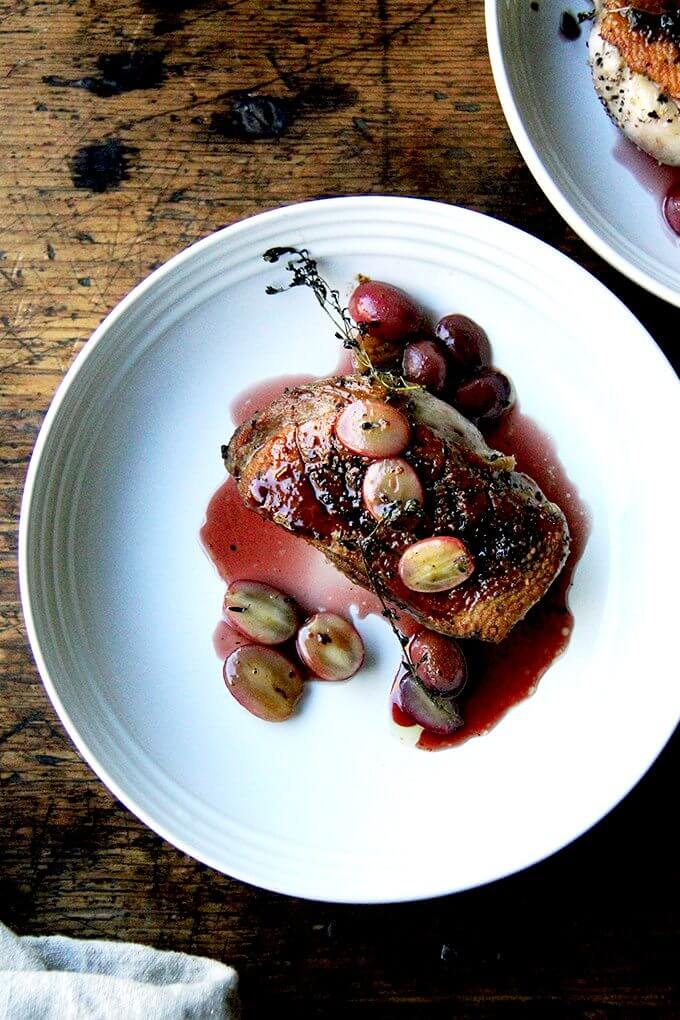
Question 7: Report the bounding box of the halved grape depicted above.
[452,368,513,425]
[224,645,303,721]
[408,630,467,696]
[398,536,474,593]
[223,580,299,645]
[398,672,464,735]
[402,340,448,392]
[336,399,410,458]
[296,612,364,681]
[435,314,491,374]
[362,458,424,521]
[348,281,424,342]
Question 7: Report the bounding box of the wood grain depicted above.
[1,1,678,1016]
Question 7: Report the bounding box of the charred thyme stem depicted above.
[357,518,416,678]
[262,245,418,390]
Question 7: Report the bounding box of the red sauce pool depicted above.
[203,364,589,750]
[613,136,680,237]
[392,405,589,750]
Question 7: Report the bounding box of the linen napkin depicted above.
[0,921,240,1019]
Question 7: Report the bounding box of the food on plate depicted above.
[348,280,424,342]
[223,579,299,644]
[335,398,410,457]
[434,313,491,375]
[225,374,568,644]
[221,575,362,709]
[224,645,304,721]
[397,668,464,736]
[452,367,513,425]
[402,339,448,392]
[296,611,365,680]
[664,181,680,230]
[362,457,424,521]
[407,629,467,696]
[398,536,474,594]
[204,247,577,746]
[588,0,680,167]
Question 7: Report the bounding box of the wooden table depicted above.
[1,2,678,1016]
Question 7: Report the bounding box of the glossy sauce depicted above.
[392,405,589,749]
[613,136,680,237]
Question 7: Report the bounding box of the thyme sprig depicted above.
[263,246,419,393]
[353,499,424,678]
[263,245,370,364]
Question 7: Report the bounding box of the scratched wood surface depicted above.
[1,1,678,1017]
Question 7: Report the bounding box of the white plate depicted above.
[19,197,680,903]
[486,0,680,306]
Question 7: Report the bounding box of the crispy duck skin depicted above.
[225,376,570,643]
[600,2,680,102]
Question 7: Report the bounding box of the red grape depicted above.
[296,612,364,680]
[362,458,423,521]
[348,281,424,342]
[402,340,448,392]
[223,580,299,645]
[398,536,474,593]
[398,672,464,735]
[224,645,303,721]
[408,630,467,697]
[452,368,513,425]
[435,314,491,374]
[336,399,410,458]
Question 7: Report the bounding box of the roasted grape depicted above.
[362,458,423,521]
[348,281,424,342]
[452,368,513,425]
[664,185,680,236]
[398,536,474,593]
[336,399,410,458]
[223,580,299,645]
[402,339,448,392]
[224,645,303,721]
[435,314,491,375]
[398,672,464,735]
[296,612,365,680]
[408,630,467,696]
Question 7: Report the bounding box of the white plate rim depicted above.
[484,0,680,309]
[18,195,680,903]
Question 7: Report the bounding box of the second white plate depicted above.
[486,0,680,305]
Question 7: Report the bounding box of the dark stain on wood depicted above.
[69,138,137,192]
[139,0,214,34]
[211,78,358,141]
[43,50,169,97]
[211,94,294,140]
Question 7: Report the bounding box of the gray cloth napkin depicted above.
[0,921,240,1019]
